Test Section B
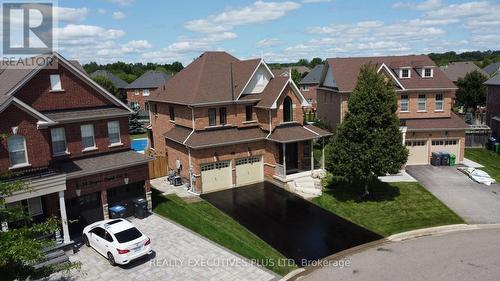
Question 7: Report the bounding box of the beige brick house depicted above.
[147,52,331,193]
[316,55,468,165]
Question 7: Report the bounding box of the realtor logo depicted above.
[2,2,53,55]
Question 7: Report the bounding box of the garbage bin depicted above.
[487,137,497,150]
[431,152,441,166]
[449,154,456,166]
[495,143,500,153]
[132,198,148,219]
[440,152,450,166]
[109,205,126,219]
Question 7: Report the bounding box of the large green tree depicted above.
[92,75,124,101]
[325,65,408,196]
[455,70,489,110]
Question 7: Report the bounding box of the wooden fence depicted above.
[147,151,168,179]
[465,125,491,148]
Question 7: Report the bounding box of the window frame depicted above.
[80,124,97,151]
[169,105,175,121]
[142,89,150,96]
[435,94,444,112]
[417,94,427,112]
[107,121,122,146]
[134,89,140,96]
[49,74,63,91]
[399,68,411,79]
[283,96,293,122]
[208,108,217,127]
[400,95,409,112]
[7,134,29,168]
[50,127,68,156]
[27,197,43,217]
[245,105,253,122]
[423,68,433,78]
[219,107,227,125]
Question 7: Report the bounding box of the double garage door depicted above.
[406,139,460,165]
[200,156,263,193]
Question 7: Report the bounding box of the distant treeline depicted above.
[83,61,184,83]
[428,50,500,68]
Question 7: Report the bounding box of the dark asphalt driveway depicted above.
[406,165,500,224]
[201,182,381,265]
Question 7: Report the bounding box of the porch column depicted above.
[310,140,314,173]
[58,191,71,244]
[282,143,287,180]
[321,138,325,169]
[101,190,109,220]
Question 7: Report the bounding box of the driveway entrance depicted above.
[201,182,381,265]
[407,165,500,223]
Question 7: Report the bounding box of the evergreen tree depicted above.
[325,65,408,196]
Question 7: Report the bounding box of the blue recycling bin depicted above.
[109,205,126,219]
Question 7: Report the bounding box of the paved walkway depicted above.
[150,176,202,203]
[53,214,277,281]
[378,170,417,183]
[301,228,500,281]
[462,157,485,168]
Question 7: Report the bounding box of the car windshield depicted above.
[114,227,142,243]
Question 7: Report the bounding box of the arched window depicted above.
[283,96,293,122]
[7,135,28,167]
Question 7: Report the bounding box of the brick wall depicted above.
[127,88,156,109]
[16,67,110,111]
[300,85,318,109]
[0,104,52,171]
[272,85,304,128]
[397,91,453,119]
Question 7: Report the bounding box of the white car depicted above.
[82,218,152,266]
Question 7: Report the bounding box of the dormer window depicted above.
[50,74,62,91]
[399,68,410,79]
[423,68,433,78]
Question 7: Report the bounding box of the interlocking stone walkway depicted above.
[51,214,277,281]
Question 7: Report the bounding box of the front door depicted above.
[286,143,298,172]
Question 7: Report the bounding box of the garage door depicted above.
[235,156,263,186]
[201,161,232,193]
[406,140,429,165]
[430,139,460,159]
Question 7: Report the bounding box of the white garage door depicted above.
[201,161,232,193]
[406,140,429,165]
[430,139,460,159]
[235,156,263,186]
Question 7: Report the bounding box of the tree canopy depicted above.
[325,65,408,196]
[84,61,184,84]
[455,70,489,110]
[92,76,124,101]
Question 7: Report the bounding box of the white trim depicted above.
[0,97,56,125]
[270,78,310,109]
[377,63,406,90]
[236,59,275,100]
[303,125,320,136]
[7,134,30,168]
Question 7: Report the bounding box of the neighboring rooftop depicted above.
[483,62,500,77]
[299,64,324,85]
[274,65,311,75]
[485,73,500,86]
[440,61,487,82]
[90,70,129,89]
[126,70,172,89]
[42,106,130,122]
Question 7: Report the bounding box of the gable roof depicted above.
[440,61,486,82]
[126,70,171,89]
[299,64,324,85]
[322,55,456,92]
[485,73,500,86]
[91,70,129,89]
[483,62,500,77]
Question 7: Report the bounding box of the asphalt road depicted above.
[299,228,500,281]
[406,165,500,223]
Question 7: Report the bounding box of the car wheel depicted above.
[82,234,90,247]
[107,252,116,266]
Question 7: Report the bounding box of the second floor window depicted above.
[143,89,150,96]
[7,135,28,167]
[130,102,139,110]
[418,94,426,112]
[400,95,409,112]
[208,108,216,126]
[134,90,140,96]
[245,105,253,121]
[435,94,444,111]
[169,105,175,121]
[220,108,227,125]
[50,74,62,91]
[400,68,410,78]
[107,121,121,145]
[423,68,433,78]
[51,127,67,156]
[81,124,96,150]
[283,96,293,122]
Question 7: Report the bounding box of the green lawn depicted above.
[465,148,500,182]
[152,190,296,276]
[313,180,464,236]
[130,133,147,140]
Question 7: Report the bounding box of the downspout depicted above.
[186,105,199,195]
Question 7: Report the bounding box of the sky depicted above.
[36,0,500,64]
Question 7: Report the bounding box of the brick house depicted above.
[0,52,152,242]
[485,74,500,137]
[147,52,331,194]
[316,55,468,165]
[298,64,323,109]
[126,70,171,111]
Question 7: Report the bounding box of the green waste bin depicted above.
[495,143,500,153]
[449,154,456,166]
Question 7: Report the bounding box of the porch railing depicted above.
[275,164,285,179]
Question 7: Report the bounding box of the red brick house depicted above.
[0,52,152,241]
[485,74,500,137]
[147,52,331,194]
[316,55,468,165]
[126,70,171,111]
[298,64,323,109]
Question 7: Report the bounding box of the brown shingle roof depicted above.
[42,107,130,122]
[268,123,327,143]
[255,77,289,108]
[325,55,456,92]
[147,52,260,105]
[440,61,487,82]
[163,125,192,144]
[404,113,468,131]
[304,124,333,137]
